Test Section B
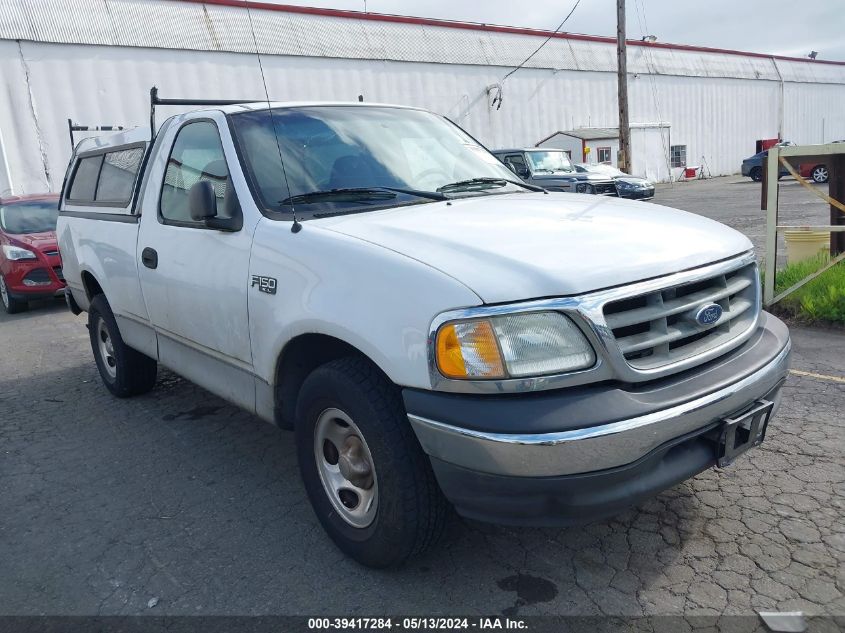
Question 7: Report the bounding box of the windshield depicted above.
[525,151,574,173]
[230,106,524,218]
[0,201,59,234]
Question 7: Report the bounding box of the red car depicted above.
[799,163,829,183]
[0,194,64,314]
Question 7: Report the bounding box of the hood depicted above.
[532,172,610,183]
[11,231,57,252]
[616,176,651,186]
[532,172,580,179]
[316,192,752,304]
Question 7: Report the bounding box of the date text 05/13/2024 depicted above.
[307,617,528,630]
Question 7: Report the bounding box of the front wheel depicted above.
[0,275,28,314]
[88,295,157,397]
[750,167,762,182]
[295,356,448,568]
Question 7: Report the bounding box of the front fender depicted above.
[248,220,481,390]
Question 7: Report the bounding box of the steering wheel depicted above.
[414,168,451,189]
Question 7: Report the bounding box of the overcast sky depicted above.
[262,0,845,62]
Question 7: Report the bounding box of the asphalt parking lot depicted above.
[654,174,833,267]
[1,176,843,621]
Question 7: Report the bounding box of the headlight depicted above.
[2,244,37,260]
[435,311,596,380]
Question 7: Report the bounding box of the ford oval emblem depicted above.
[695,303,723,326]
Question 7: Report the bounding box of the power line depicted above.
[501,0,582,82]
[633,0,672,181]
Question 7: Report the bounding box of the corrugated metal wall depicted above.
[1,0,845,193]
[6,0,842,82]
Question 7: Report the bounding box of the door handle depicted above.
[141,247,158,269]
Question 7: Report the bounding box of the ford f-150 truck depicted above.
[57,101,791,568]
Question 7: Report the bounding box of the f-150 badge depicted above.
[251,275,277,295]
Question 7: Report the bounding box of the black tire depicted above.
[749,167,762,182]
[811,165,829,183]
[88,294,157,397]
[0,275,28,314]
[295,356,448,568]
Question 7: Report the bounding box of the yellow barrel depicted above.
[784,229,830,264]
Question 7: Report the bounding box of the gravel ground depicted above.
[1,177,843,621]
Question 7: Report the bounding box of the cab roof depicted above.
[224,101,424,113]
[73,101,427,155]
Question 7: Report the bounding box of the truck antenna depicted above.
[243,1,302,233]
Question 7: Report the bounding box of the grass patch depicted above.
[771,253,845,324]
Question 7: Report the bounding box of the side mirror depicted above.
[189,180,217,221]
[188,180,241,231]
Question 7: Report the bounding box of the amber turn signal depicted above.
[435,319,506,379]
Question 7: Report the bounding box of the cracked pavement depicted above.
[1,178,843,618]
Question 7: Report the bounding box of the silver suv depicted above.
[493,148,617,195]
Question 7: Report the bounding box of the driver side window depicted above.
[503,154,528,177]
[160,121,231,224]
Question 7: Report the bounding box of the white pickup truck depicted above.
[58,100,791,568]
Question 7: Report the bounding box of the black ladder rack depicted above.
[149,86,263,136]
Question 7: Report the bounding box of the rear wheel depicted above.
[88,295,157,397]
[295,356,448,568]
[811,165,829,183]
[0,275,27,314]
[750,167,762,182]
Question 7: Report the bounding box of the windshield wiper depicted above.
[281,186,446,205]
[436,177,545,194]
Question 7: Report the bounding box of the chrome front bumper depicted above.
[408,335,791,478]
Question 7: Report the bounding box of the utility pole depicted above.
[617,0,631,173]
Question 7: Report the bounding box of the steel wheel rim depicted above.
[0,277,8,309]
[813,167,828,182]
[313,407,378,528]
[96,318,117,379]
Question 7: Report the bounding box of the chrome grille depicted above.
[603,262,758,370]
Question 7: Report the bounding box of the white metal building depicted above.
[537,124,673,182]
[537,128,620,165]
[1,0,845,194]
